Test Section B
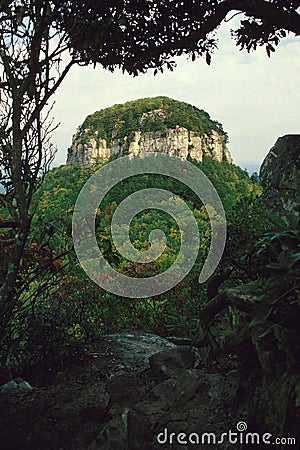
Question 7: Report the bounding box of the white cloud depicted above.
[51,20,300,173]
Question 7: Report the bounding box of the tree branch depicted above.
[196,286,256,342]
[147,0,300,58]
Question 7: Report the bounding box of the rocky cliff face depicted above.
[67,126,233,166]
[259,134,300,220]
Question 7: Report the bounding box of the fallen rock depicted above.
[149,346,201,380]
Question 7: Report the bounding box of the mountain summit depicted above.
[66,97,232,165]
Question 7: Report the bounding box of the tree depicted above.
[65,0,300,73]
[0,2,89,350]
[0,0,299,353]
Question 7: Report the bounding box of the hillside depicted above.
[2,123,299,448]
[66,97,232,165]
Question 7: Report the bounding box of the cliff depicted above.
[66,97,233,165]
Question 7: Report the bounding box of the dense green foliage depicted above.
[0,156,261,369]
[77,96,228,145]
[33,157,258,276]
[250,213,300,366]
[2,151,300,419]
[7,157,257,362]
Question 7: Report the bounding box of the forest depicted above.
[0,154,260,365]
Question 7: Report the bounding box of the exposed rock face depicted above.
[67,126,233,166]
[259,135,300,219]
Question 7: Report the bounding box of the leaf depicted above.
[258,326,273,338]
[249,316,263,328]
[290,252,300,266]
[107,253,120,265]
[265,213,288,230]
[296,383,300,407]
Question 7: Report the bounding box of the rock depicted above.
[54,371,69,385]
[148,377,178,406]
[149,346,201,380]
[107,373,142,406]
[17,380,33,390]
[149,372,205,408]
[0,342,248,450]
[127,409,151,450]
[102,332,176,374]
[259,135,300,219]
[0,380,18,392]
[66,98,233,166]
[171,372,205,407]
[1,378,33,392]
[88,407,128,450]
[49,383,111,423]
[131,365,244,450]
[75,384,111,423]
[68,126,232,166]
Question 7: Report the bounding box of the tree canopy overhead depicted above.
[75,0,300,72]
[55,0,300,73]
[0,1,299,77]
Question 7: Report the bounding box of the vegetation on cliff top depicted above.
[77,96,228,145]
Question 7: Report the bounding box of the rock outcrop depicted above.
[67,126,232,166]
[259,134,300,220]
[0,333,245,450]
[66,97,233,165]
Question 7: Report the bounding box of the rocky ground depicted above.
[0,333,298,450]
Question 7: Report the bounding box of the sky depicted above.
[51,19,300,174]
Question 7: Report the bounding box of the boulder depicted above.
[0,378,33,392]
[0,380,18,392]
[149,346,201,380]
[107,373,142,406]
[259,135,300,219]
[102,332,176,375]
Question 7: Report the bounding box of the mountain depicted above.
[66,96,233,165]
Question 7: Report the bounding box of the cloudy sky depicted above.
[51,19,300,174]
